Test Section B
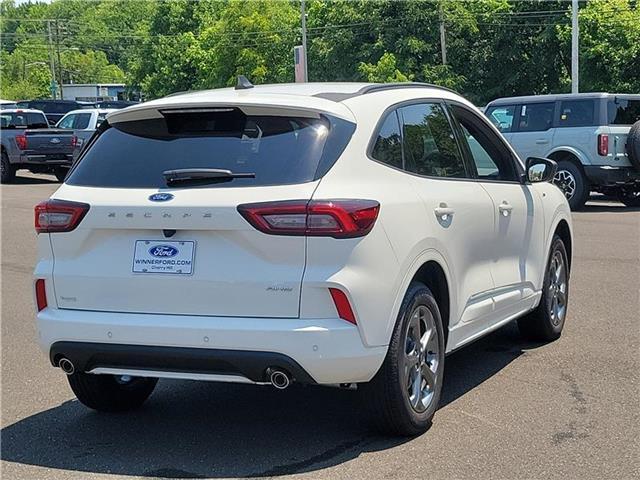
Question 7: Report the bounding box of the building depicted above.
[61,83,126,102]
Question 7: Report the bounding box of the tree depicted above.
[558,0,640,93]
[359,52,411,82]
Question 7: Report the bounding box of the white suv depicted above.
[34,81,572,436]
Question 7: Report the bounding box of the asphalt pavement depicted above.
[1,172,639,479]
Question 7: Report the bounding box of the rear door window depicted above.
[67,109,355,188]
[558,99,595,127]
[517,103,555,132]
[485,105,516,133]
[0,112,48,128]
[73,113,92,129]
[608,98,640,125]
[399,102,467,178]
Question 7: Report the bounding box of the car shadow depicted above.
[5,174,59,185]
[579,195,640,213]
[1,323,540,478]
[581,202,640,213]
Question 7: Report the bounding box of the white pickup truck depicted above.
[485,93,640,209]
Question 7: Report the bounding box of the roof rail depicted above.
[359,82,459,96]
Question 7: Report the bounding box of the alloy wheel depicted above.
[553,170,576,200]
[402,305,439,413]
[547,250,568,326]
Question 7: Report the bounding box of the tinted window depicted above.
[371,111,402,169]
[558,99,595,127]
[451,104,518,182]
[400,103,466,178]
[486,105,516,133]
[0,112,48,129]
[74,113,91,129]
[518,103,554,132]
[29,102,46,111]
[608,98,640,125]
[67,110,355,189]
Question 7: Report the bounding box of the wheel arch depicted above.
[553,219,573,273]
[407,260,451,347]
[547,148,588,169]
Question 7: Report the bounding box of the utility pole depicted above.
[55,19,64,99]
[571,0,579,93]
[439,3,447,65]
[47,20,57,99]
[300,0,308,82]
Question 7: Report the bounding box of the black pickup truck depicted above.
[1,109,76,183]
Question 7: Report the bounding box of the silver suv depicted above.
[485,93,640,209]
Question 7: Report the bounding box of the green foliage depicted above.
[359,52,412,83]
[558,0,640,93]
[1,0,638,103]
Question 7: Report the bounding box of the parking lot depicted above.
[1,173,638,480]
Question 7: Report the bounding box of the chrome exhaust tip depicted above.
[267,368,291,390]
[58,357,75,375]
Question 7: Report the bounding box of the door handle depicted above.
[498,201,513,216]
[535,139,549,144]
[434,204,455,221]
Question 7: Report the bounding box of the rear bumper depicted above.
[584,165,640,188]
[18,153,73,166]
[37,308,387,385]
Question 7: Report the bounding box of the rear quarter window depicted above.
[67,109,355,189]
[608,98,640,125]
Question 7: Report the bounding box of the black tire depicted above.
[361,282,445,436]
[553,160,589,211]
[518,235,569,342]
[1,151,16,184]
[617,190,640,208]
[54,167,69,183]
[626,120,640,171]
[67,372,158,412]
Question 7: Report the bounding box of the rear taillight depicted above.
[237,199,380,238]
[34,199,90,233]
[598,134,609,156]
[71,135,83,148]
[35,279,47,311]
[15,134,27,150]
[329,288,357,325]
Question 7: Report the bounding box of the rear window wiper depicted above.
[162,168,256,186]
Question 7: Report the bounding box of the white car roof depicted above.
[107,82,468,125]
[62,108,117,116]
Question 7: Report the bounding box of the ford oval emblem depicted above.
[50,137,61,144]
[149,245,179,257]
[149,193,174,202]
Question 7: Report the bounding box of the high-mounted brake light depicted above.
[237,199,380,238]
[35,279,47,312]
[329,288,357,325]
[15,134,27,150]
[34,199,90,233]
[598,134,609,156]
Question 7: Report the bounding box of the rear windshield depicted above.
[0,112,48,129]
[66,109,355,188]
[608,98,640,125]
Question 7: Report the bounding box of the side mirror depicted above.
[526,157,557,183]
